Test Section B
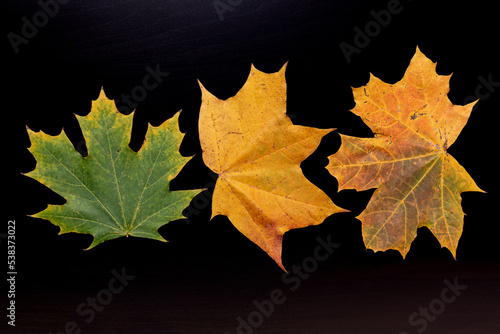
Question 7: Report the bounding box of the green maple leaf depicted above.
[26,88,200,248]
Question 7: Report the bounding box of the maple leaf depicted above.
[26,88,200,248]
[199,63,346,271]
[327,47,484,258]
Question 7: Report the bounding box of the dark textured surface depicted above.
[4,0,499,333]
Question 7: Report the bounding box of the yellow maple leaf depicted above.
[199,63,346,271]
[327,47,484,258]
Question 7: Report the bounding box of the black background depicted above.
[3,0,499,333]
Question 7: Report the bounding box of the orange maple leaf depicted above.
[327,47,484,258]
[199,63,346,271]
